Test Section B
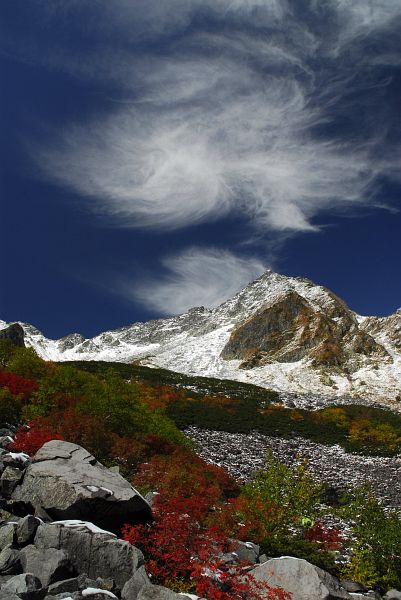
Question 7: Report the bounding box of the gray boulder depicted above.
[2,452,30,469]
[0,546,22,575]
[46,574,114,596]
[348,595,381,600]
[44,591,118,599]
[1,573,45,600]
[47,576,81,595]
[0,573,13,583]
[0,436,13,450]
[229,539,259,564]
[0,466,23,497]
[16,515,41,546]
[122,566,151,600]
[34,521,144,590]
[137,585,188,600]
[340,580,368,593]
[10,441,150,530]
[0,522,17,549]
[385,592,401,600]
[20,545,75,586]
[0,592,20,600]
[250,556,352,600]
[76,589,118,599]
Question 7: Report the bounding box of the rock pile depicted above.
[0,437,184,600]
[184,427,401,511]
[0,432,399,600]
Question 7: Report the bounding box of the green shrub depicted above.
[340,488,401,591]
[240,452,324,530]
[0,387,23,424]
[0,339,17,369]
[7,347,47,380]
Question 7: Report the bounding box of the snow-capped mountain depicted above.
[1,270,400,405]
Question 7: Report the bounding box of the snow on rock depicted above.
[2,269,400,406]
[7,452,30,463]
[51,520,117,537]
[82,588,118,598]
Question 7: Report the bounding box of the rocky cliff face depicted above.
[360,309,401,351]
[221,290,389,371]
[1,270,400,405]
[0,323,25,348]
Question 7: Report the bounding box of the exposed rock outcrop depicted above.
[0,517,147,598]
[221,290,389,370]
[0,324,25,348]
[9,441,151,531]
[361,310,401,351]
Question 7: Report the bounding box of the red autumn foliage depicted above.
[122,492,291,600]
[111,434,180,474]
[33,411,115,462]
[209,494,284,542]
[9,422,64,456]
[0,371,39,399]
[303,522,342,552]
[111,436,148,472]
[133,447,239,500]
[141,434,178,457]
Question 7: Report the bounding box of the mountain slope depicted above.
[1,270,400,404]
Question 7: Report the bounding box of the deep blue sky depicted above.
[1,1,400,339]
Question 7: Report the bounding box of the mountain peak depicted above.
[1,271,400,406]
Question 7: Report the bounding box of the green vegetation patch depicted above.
[62,360,280,404]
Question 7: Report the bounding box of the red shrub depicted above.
[52,393,79,411]
[138,383,182,411]
[122,492,290,600]
[9,422,64,456]
[111,436,148,474]
[303,522,342,551]
[0,371,38,400]
[133,447,238,501]
[142,434,179,457]
[39,410,115,461]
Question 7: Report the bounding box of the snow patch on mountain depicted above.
[1,270,400,406]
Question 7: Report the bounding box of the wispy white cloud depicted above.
[129,247,267,314]
[5,2,401,235]
[330,0,401,48]
[32,55,380,232]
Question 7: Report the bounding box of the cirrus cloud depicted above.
[128,247,267,314]
[17,0,399,236]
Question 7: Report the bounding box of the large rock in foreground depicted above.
[34,521,144,589]
[10,441,150,530]
[251,556,352,600]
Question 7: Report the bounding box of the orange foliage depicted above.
[348,419,401,449]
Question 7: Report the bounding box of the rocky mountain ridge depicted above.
[1,270,400,405]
